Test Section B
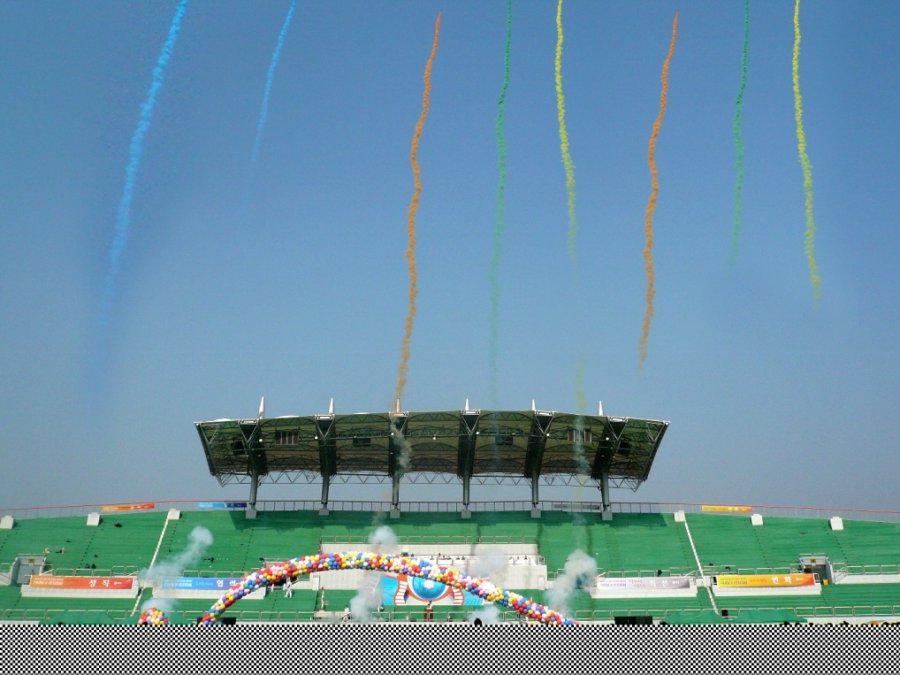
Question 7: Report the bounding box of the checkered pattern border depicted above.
[1,625,896,674]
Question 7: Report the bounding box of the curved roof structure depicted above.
[195,408,669,490]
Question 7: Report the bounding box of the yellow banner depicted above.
[701,504,752,513]
[716,574,815,588]
[101,502,154,512]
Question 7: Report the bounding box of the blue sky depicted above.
[0,1,897,510]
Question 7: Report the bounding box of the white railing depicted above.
[1,498,898,522]
[4,602,899,625]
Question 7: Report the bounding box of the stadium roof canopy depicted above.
[195,409,669,514]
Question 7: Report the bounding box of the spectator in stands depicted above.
[284,577,293,598]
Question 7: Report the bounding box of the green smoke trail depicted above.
[555,0,577,269]
[729,0,749,266]
[792,0,822,301]
[488,0,512,406]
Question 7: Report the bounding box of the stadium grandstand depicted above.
[1,407,898,625]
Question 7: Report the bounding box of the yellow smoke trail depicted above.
[555,0,577,268]
[394,11,441,405]
[792,0,821,301]
[638,11,678,368]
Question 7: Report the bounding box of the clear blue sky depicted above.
[0,1,897,510]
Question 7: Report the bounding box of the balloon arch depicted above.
[137,551,577,626]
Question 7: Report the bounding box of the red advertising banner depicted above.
[29,575,135,590]
[716,573,816,588]
[701,504,752,513]
[101,502,155,512]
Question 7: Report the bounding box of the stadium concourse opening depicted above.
[195,406,669,520]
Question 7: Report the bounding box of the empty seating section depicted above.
[830,520,900,571]
[686,513,900,575]
[714,582,900,618]
[0,509,897,623]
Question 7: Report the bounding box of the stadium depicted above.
[1,405,898,626]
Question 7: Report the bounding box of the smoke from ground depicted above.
[138,526,214,615]
[141,526,214,583]
[471,547,508,585]
[545,549,596,615]
[346,525,398,622]
[469,602,501,625]
[369,525,398,549]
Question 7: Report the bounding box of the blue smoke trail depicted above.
[247,0,297,190]
[101,0,189,318]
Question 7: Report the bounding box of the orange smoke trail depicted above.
[639,11,678,368]
[395,11,441,405]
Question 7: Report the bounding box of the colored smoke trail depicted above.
[792,0,821,301]
[394,11,441,405]
[488,0,512,405]
[730,0,749,266]
[247,0,296,190]
[638,11,678,368]
[574,351,586,416]
[555,0,577,269]
[101,0,188,318]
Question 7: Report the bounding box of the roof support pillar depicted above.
[390,474,401,519]
[247,465,259,520]
[530,474,541,518]
[315,415,336,516]
[388,416,408,520]
[319,474,330,516]
[458,412,479,520]
[599,468,612,521]
[525,412,552,519]
[461,473,471,519]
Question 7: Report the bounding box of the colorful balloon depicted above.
[185,552,577,626]
[138,606,169,626]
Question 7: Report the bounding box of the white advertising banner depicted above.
[591,576,696,599]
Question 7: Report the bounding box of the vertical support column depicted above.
[530,473,541,519]
[461,473,471,519]
[600,468,612,521]
[389,416,407,520]
[390,474,401,519]
[319,474,330,516]
[247,465,259,520]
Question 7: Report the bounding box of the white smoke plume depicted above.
[141,526,214,584]
[346,525,398,622]
[471,547,508,585]
[392,425,413,473]
[140,596,175,615]
[545,549,596,616]
[348,583,382,623]
[137,526,214,617]
[369,525,398,550]
[469,603,501,625]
